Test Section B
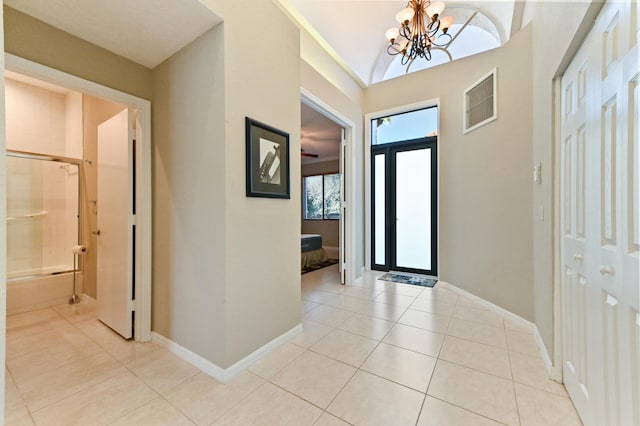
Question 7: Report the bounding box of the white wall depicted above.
[364,27,535,321]
[0,4,7,419]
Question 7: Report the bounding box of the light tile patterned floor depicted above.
[5,266,583,425]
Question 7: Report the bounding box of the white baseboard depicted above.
[533,327,559,380]
[438,281,536,332]
[152,323,303,383]
[438,280,554,374]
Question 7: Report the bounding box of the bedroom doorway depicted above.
[369,106,438,276]
[300,92,353,284]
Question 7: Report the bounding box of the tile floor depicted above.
[4,265,582,425]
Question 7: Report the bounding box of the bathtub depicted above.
[6,267,83,315]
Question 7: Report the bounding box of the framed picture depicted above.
[245,117,290,199]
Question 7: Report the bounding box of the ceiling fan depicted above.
[301,148,318,158]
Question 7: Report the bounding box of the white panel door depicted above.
[560,1,640,425]
[340,128,346,284]
[97,108,134,339]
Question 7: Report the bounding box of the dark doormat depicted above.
[378,272,438,287]
[302,258,339,274]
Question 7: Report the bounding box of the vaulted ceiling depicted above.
[3,0,524,163]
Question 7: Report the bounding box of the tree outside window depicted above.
[304,173,341,220]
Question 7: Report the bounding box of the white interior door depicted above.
[560,1,639,425]
[97,108,134,339]
[340,128,346,284]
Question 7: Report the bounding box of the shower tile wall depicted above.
[5,77,82,276]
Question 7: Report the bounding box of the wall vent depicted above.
[464,68,497,133]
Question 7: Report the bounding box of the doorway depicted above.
[301,90,356,285]
[369,106,439,276]
[4,54,152,342]
[371,138,437,275]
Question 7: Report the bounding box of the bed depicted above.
[301,234,328,268]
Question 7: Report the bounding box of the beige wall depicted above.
[530,1,604,353]
[154,0,302,367]
[364,27,535,320]
[3,6,152,101]
[81,95,126,298]
[302,159,340,248]
[152,24,227,365]
[205,0,302,366]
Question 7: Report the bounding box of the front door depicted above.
[372,138,437,275]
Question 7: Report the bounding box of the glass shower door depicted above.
[6,155,79,279]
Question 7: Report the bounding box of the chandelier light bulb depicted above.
[385,0,453,66]
[426,1,445,19]
[385,27,400,42]
[395,7,415,25]
[440,15,454,32]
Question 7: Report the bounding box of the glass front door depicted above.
[372,139,437,275]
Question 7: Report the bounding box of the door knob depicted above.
[92,229,101,236]
[573,254,583,261]
[599,265,615,275]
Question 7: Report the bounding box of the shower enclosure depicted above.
[6,151,82,314]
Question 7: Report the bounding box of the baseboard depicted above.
[438,280,555,374]
[438,281,536,332]
[151,323,303,383]
[82,293,96,303]
[533,326,558,380]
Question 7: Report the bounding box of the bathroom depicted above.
[5,71,127,316]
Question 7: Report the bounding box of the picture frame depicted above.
[245,117,290,199]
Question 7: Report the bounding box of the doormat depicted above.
[302,258,339,274]
[378,272,438,287]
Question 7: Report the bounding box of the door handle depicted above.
[599,265,615,276]
[92,229,101,236]
[573,253,583,261]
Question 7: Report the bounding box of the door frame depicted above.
[301,88,356,285]
[4,53,152,342]
[364,99,441,273]
[371,137,438,275]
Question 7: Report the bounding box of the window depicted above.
[304,173,341,219]
[371,106,438,146]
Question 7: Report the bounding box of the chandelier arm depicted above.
[432,33,452,47]
[385,0,452,65]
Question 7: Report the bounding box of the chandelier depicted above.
[385,0,454,65]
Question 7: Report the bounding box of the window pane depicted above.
[395,148,431,270]
[304,175,323,219]
[323,174,341,219]
[371,107,438,145]
[374,154,386,265]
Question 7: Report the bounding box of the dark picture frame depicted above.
[245,117,290,199]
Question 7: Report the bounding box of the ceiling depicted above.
[3,0,521,164]
[301,103,343,165]
[4,0,222,68]
[279,0,524,86]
